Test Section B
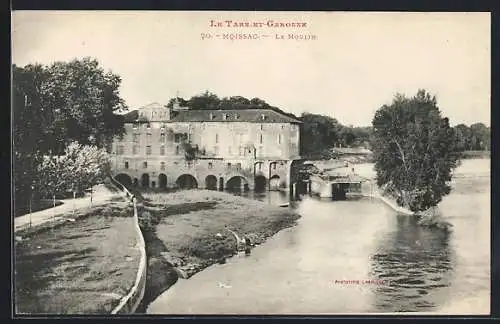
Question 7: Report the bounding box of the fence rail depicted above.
[108,175,147,314]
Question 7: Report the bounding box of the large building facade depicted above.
[110,101,302,191]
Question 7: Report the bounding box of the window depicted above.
[160,133,165,142]
[223,114,228,120]
[278,134,282,144]
[117,145,124,155]
[208,162,213,169]
[132,145,138,155]
[227,163,232,169]
[146,146,152,155]
[160,145,165,155]
[261,114,266,121]
[174,134,182,143]
[175,146,180,155]
[143,161,148,169]
[259,134,263,144]
[160,162,165,171]
[215,133,219,144]
[124,161,129,169]
[133,134,139,142]
[236,163,241,170]
[273,163,277,170]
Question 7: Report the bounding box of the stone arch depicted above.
[158,173,167,189]
[141,173,150,188]
[115,173,132,188]
[205,175,218,190]
[176,174,198,189]
[226,175,249,192]
[254,175,267,192]
[269,175,280,190]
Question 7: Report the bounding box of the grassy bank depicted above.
[15,199,64,218]
[15,199,141,314]
[134,189,301,313]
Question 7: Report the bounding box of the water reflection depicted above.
[227,189,292,207]
[369,214,455,312]
[148,160,489,315]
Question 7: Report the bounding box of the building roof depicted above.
[170,109,302,124]
[121,107,302,124]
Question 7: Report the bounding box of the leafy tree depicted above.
[12,58,126,212]
[13,58,127,154]
[36,142,110,199]
[299,113,343,158]
[188,90,221,110]
[371,90,460,212]
[469,122,490,150]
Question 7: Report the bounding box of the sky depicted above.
[12,11,490,127]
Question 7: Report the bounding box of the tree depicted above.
[12,58,126,212]
[13,58,127,154]
[187,91,221,110]
[453,124,472,152]
[299,113,343,158]
[371,90,460,212]
[36,142,110,199]
[469,122,490,151]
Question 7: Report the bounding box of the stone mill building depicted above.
[110,99,303,192]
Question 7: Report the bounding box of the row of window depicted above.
[117,144,268,156]
[130,132,188,143]
[128,130,287,145]
[123,161,244,170]
[117,145,182,156]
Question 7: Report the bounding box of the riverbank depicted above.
[15,198,140,314]
[133,189,301,313]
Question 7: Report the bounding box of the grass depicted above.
[134,189,301,312]
[15,199,64,218]
[14,200,140,315]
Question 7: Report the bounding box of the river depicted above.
[147,158,490,315]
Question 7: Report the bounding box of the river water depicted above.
[148,159,490,315]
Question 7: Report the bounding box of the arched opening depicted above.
[254,175,267,192]
[176,174,198,189]
[226,176,249,193]
[205,175,218,190]
[115,174,132,188]
[269,175,280,191]
[141,173,150,188]
[158,174,168,189]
